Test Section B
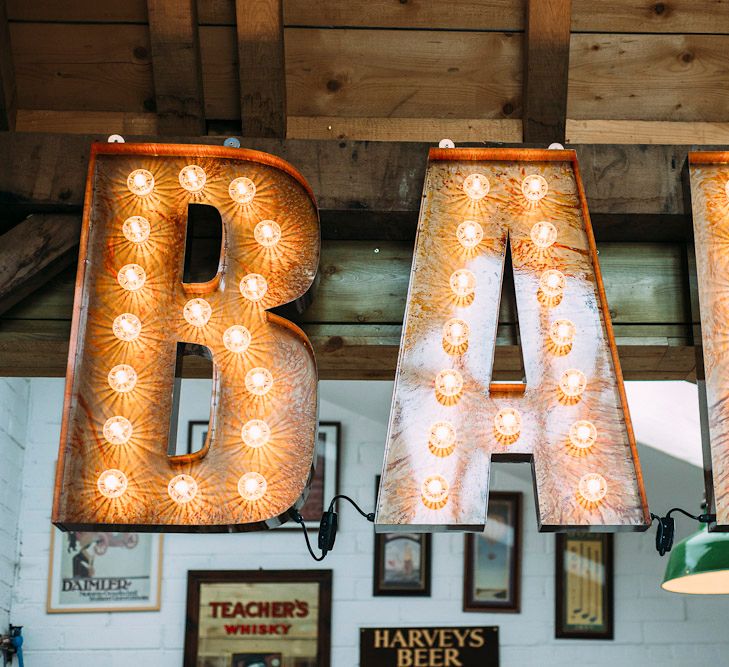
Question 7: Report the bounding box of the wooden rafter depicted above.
[146,0,205,135]
[0,214,81,315]
[0,0,16,130]
[235,0,286,137]
[523,0,572,143]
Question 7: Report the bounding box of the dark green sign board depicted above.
[360,626,499,666]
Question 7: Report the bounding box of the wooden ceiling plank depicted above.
[571,0,729,34]
[283,0,525,31]
[0,0,16,130]
[235,0,286,137]
[523,0,572,143]
[0,214,81,316]
[147,0,205,135]
[285,28,522,120]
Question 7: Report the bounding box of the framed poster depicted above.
[555,532,614,639]
[184,570,332,667]
[463,491,521,613]
[360,627,499,666]
[47,527,162,613]
[373,476,431,596]
[280,422,340,530]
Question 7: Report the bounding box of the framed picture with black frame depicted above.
[184,569,332,667]
[373,475,432,596]
[186,420,341,530]
[463,491,522,613]
[555,532,614,640]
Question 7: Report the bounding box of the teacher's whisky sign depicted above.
[360,626,498,667]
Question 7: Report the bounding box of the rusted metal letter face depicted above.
[53,143,319,532]
[687,152,729,530]
[376,148,648,533]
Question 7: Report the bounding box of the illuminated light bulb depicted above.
[428,421,456,455]
[494,408,521,438]
[240,274,268,302]
[443,318,470,348]
[127,169,154,196]
[183,298,212,327]
[578,473,607,504]
[245,367,273,396]
[435,369,463,398]
[421,474,449,509]
[450,269,477,299]
[549,319,576,347]
[102,416,133,445]
[122,216,150,244]
[167,474,198,504]
[539,269,565,299]
[107,364,137,393]
[463,173,490,200]
[178,165,206,193]
[570,420,597,450]
[223,325,251,354]
[254,220,282,248]
[229,177,256,204]
[112,313,141,342]
[559,369,587,398]
[241,419,271,448]
[238,472,267,501]
[117,263,146,292]
[456,220,484,249]
[522,174,548,203]
[530,221,558,249]
[97,469,128,498]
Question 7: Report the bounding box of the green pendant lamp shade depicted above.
[662,525,729,594]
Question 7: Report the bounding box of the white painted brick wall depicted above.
[7,378,729,665]
[0,378,29,632]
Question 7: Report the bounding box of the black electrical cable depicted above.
[296,495,375,561]
[650,507,717,556]
[327,494,375,522]
[292,510,327,562]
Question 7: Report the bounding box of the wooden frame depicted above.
[463,492,522,613]
[47,527,163,613]
[555,532,614,640]
[373,476,431,597]
[184,569,332,667]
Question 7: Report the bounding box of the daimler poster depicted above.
[47,528,162,612]
[360,626,499,666]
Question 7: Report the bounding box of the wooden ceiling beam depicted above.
[146,0,205,135]
[523,0,572,143]
[0,214,81,316]
[0,133,690,217]
[0,0,16,130]
[235,0,286,137]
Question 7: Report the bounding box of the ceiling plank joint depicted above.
[523,0,572,144]
[235,0,286,137]
[147,0,206,135]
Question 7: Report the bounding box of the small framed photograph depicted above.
[373,476,432,596]
[184,570,332,667]
[187,420,208,455]
[555,532,614,640]
[281,421,341,530]
[463,491,522,613]
[47,527,163,613]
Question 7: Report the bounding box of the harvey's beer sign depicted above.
[361,627,498,667]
